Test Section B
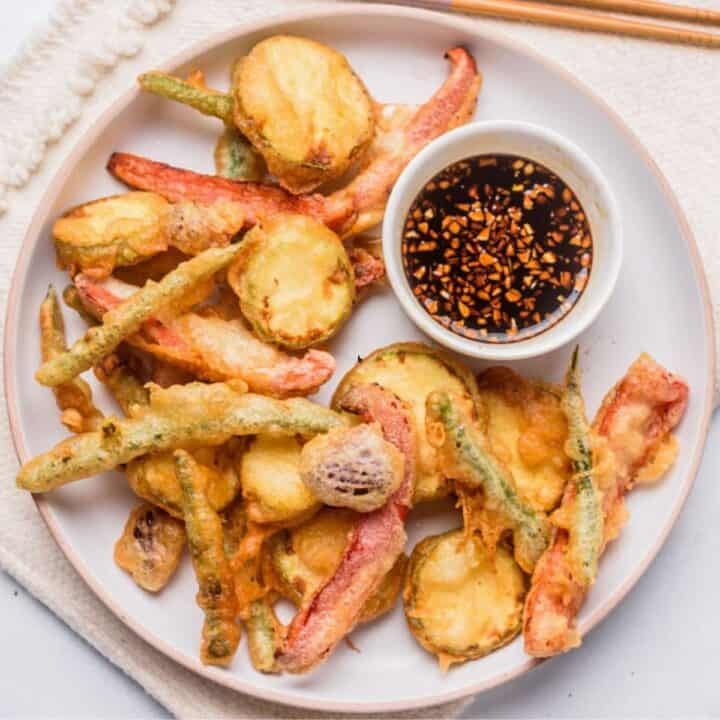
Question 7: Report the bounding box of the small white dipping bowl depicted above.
[382,121,622,361]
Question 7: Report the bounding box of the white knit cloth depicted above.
[0,1,718,718]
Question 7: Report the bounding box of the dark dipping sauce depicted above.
[401,154,592,343]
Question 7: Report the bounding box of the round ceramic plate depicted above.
[4,4,714,713]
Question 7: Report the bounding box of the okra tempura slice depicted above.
[17,383,345,493]
[175,450,240,666]
[523,354,689,657]
[553,348,603,586]
[53,191,244,278]
[36,244,243,387]
[114,503,186,592]
[39,286,103,433]
[426,391,550,573]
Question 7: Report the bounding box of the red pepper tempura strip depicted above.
[275,383,416,673]
[523,353,689,657]
[107,47,481,238]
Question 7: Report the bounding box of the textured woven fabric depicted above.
[0,0,717,717]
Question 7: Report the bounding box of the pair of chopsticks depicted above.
[376,0,720,47]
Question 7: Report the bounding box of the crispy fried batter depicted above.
[74,274,337,397]
[53,192,244,278]
[39,286,103,433]
[227,213,355,349]
[36,245,243,387]
[276,384,415,673]
[476,367,570,513]
[17,383,345,493]
[108,47,481,237]
[233,36,375,193]
[523,354,688,657]
[404,530,526,670]
[176,450,240,666]
[114,503,186,592]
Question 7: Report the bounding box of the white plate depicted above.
[4,5,714,713]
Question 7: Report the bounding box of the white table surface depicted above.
[2,4,719,718]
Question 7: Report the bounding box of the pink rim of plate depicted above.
[3,3,715,714]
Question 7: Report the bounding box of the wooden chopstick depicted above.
[539,0,720,26]
[382,0,720,47]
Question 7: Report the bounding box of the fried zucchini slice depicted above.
[114,503,186,592]
[241,434,320,525]
[53,192,170,277]
[404,530,526,670]
[232,36,374,193]
[476,367,570,513]
[268,507,406,621]
[332,342,480,503]
[228,213,354,349]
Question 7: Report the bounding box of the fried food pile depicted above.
[17,35,690,677]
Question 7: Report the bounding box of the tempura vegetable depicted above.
[554,347,603,586]
[523,354,688,657]
[245,598,284,673]
[214,127,265,181]
[127,444,242,520]
[347,245,385,289]
[299,424,403,512]
[63,284,99,326]
[36,244,243,387]
[39,286,103,433]
[232,36,375,193]
[75,274,336,397]
[139,71,234,122]
[17,383,345,493]
[268,507,407,620]
[240,434,320,526]
[112,47,481,238]
[321,47,481,237]
[107,152,344,230]
[53,192,244,278]
[228,213,355,349]
[476,367,570,513]
[332,342,481,503]
[175,450,240,666]
[162,200,245,256]
[277,384,415,673]
[94,352,150,415]
[404,530,526,671]
[358,551,408,624]
[141,37,375,193]
[53,192,170,278]
[221,500,274,614]
[426,391,550,573]
[114,503,186,592]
